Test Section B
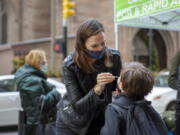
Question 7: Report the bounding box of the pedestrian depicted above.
[15,49,61,135]
[101,62,168,135]
[168,51,180,135]
[56,19,122,135]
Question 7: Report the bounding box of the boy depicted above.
[101,62,168,135]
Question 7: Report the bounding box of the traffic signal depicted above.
[53,40,64,53]
[63,0,75,19]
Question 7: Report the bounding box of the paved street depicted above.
[0,126,17,135]
[0,132,17,135]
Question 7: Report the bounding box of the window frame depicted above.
[0,1,7,44]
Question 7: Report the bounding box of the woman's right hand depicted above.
[94,73,115,95]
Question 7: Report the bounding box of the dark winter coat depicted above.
[100,93,168,135]
[15,64,60,125]
[57,48,122,135]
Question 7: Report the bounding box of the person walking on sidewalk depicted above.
[168,51,180,135]
[56,19,122,135]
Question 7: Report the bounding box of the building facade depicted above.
[0,0,179,74]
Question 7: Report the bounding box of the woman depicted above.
[15,50,60,135]
[56,19,122,135]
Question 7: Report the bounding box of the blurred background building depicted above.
[0,0,179,75]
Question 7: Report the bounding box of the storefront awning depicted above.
[115,0,180,31]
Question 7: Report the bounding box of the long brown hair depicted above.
[74,19,112,73]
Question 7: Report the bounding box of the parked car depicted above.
[146,71,177,113]
[0,75,66,127]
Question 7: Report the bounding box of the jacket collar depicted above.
[114,93,151,107]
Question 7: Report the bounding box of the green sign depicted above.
[115,0,180,23]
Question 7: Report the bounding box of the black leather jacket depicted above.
[57,48,122,134]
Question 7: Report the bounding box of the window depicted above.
[0,1,7,44]
[0,79,16,92]
[154,75,169,87]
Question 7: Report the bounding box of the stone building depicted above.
[0,0,179,74]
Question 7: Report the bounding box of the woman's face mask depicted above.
[40,59,48,73]
[85,32,106,60]
[41,65,48,73]
[86,48,106,59]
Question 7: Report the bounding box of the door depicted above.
[0,77,20,126]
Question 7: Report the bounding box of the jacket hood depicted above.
[15,64,47,85]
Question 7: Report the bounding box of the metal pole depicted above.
[148,29,153,70]
[63,19,67,59]
[50,0,56,71]
[115,24,119,50]
[113,0,119,50]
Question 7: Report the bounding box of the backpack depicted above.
[111,100,168,135]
